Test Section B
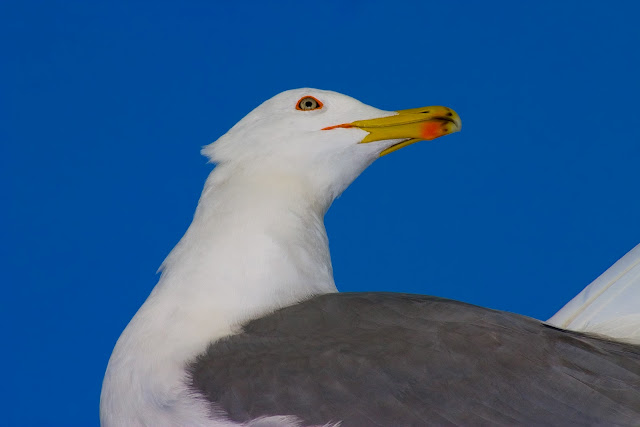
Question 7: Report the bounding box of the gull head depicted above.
[202,88,461,206]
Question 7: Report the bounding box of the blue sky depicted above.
[3,1,639,425]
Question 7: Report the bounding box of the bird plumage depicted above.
[101,88,640,426]
[189,293,640,426]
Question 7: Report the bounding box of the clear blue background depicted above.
[2,1,639,425]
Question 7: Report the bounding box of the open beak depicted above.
[323,106,461,156]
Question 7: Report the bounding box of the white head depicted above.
[202,88,461,210]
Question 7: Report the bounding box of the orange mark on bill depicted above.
[421,121,445,140]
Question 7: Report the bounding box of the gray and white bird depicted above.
[100,89,640,426]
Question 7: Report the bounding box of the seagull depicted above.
[100,89,640,426]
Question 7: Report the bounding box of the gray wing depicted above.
[188,293,640,426]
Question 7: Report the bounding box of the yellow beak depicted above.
[323,106,461,156]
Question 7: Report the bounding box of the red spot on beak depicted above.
[421,121,445,140]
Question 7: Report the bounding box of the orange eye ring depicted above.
[296,96,323,111]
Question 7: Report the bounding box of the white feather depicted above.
[548,244,640,344]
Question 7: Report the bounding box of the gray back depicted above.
[188,293,640,426]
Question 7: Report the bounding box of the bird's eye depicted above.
[296,96,323,111]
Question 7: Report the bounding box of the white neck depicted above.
[157,164,337,326]
[100,164,338,426]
